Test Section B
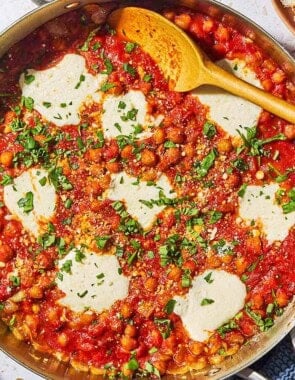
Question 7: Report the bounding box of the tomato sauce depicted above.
[0,4,294,378]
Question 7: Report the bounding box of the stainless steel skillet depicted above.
[0,0,294,379]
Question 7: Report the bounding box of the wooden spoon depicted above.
[108,7,295,124]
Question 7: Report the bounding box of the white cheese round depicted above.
[239,184,295,244]
[102,90,163,140]
[193,58,262,136]
[20,54,106,126]
[3,168,56,237]
[174,269,246,342]
[105,172,175,229]
[57,249,129,313]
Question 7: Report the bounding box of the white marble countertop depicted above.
[0,1,294,379]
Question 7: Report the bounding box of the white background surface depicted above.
[0,1,294,379]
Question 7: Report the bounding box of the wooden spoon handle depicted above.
[204,60,295,124]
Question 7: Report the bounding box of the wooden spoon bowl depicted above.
[108,7,295,124]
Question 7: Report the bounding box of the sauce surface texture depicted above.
[0,4,294,378]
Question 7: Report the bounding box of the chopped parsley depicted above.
[203,121,216,139]
[200,298,215,306]
[77,290,88,298]
[125,42,137,53]
[100,82,116,92]
[24,73,35,85]
[102,58,114,75]
[95,235,111,249]
[21,96,34,111]
[75,74,86,89]
[164,299,176,314]
[0,174,13,186]
[123,62,136,76]
[204,272,214,283]
[10,276,21,287]
[237,126,286,156]
[42,101,52,108]
[245,305,274,332]
[159,234,183,267]
[143,73,152,82]
[195,149,218,178]
[17,191,34,214]
[80,28,100,52]
[127,357,139,371]
[61,259,72,274]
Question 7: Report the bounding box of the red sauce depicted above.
[0,4,294,378]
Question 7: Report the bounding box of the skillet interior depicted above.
[0,1,294,379]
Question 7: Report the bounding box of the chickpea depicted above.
[106,161,121,173]
[88,148,102,162]
[272,71,286,84]
[221,254,233,264]
[57,332,69,347]
[28,286,43,299]
[86,180,102,197]
[99,174,111,190]
[191,356,207,370]
[124,324,137,337]
[255,170,264,180]
[276,289,288,307]
[167,266,182,281]
[284,124,295,140]
[120,335,137,351]
[47,308,59,323]
[215,25,229,42]
[167,127,185,144]
[141,149,157,166]
[225,344,240,356]
[184,143,195,158]
[4,300,18,314]
[188,341,204,356]
[121,303,133,319]
[235,257,248,275]
[245,236,261,254]
[262,79,273,91]
[208,354,224,365]
[164,147,180,165]
[226,332,244,345]
[217,138,232,153]
[0,243,14,262]
[174,14,191,30]
[163,10,175,21]
[207,255,222,268]
[251,294,264,309]
[141,168,157,182]
[153,128,166,145]
[144,277,158,292]
[121,145,133,159]
[0,151,14,168]
[32,304,40,314]
[203,18,214,32]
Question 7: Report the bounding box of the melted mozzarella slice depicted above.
[57,249,129,313]
[102,90,163,139]
[105,172,175,229]
[193,58,262,136]
[174,270,246,342]
[20,54,106,126]
[3,168,56,237]
[239,184,295,244]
